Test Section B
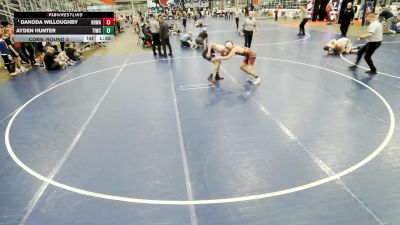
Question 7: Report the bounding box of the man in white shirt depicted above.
[297,4,310,36]
[234,8,241,30]
[149,14,162,56]
[241,11,257,48]
[349,13,383,75]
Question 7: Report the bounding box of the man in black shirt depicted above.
[65,43,80,61]
[44,47,64,70]
[340,2,354,37]
[159,15,172,57]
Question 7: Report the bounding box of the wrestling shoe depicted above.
[208,74,216,85]
[246,76,254,82]
[252,77,262,85]
[215,74,224,80]
[365,70,377,75]
[348,65,357,71]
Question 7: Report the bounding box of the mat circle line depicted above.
[195,27,311,45]
[252,32,310,46]
[4,56,395,205]
[339,53,400,79]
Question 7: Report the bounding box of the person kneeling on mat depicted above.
[180,31,194,48]
[193,28,208,49]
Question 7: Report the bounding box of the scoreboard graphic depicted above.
[13,12,115,42]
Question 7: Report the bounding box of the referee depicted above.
[349,14,383,75]
[241,11,257,48]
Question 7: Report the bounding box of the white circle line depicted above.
[206,27,290,34]
[339,53,400,79]
[4,56,395,205]
[253,33,311,46]
[381,40,400,44]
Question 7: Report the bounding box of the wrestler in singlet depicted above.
[235,47,256,65]
[213,41,261,85]
[202,44,229,61]
[203,42,230,83]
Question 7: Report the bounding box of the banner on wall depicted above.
[331,0,340,13]
[159,0,169,6]
[147,0,209,8]
[307,0,315,18]
[326,0,340,21]
[361,0,376,25]
[147,0,157,7]
[87,5,113,11]
[159,0,181,6]
[183,0,209,8]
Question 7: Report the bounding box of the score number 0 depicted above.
[103,18,114,26]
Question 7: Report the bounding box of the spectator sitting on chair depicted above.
[140,23,152,47]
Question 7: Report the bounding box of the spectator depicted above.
[194,28,208,49]
[44,46,68,70]
[182,11,188,29]
[390,21,400,33]
[297,4,310,36]
[340,2,354,37]
[149,14,162,56]
[0,31,16,76]
[234,8,241,30]
[380,7,394,34]
[159,15,172,57]
[14,41,30,64]
[180,31,194,47]
[65,43,81,61]
[3,28,27,73]
[141,23,153,47]
[275,4,281,21]
[22,42,38,65]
